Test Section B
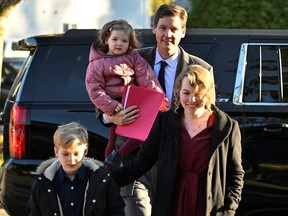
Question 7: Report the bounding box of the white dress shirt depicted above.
[154,48,179,105]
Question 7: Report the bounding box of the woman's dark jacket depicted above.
[29,158,124,216]
[112,105,245,216]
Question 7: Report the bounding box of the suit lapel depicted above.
[138,46,156,68]
[176,46,194,77]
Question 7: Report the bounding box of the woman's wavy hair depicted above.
[173,65,215,111]
[97,19,140,52]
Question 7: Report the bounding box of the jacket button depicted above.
[102,179,107,183]
[92,199,96,203]
[38,177,42,180]
[47,189,51,192]
[54,213,57,216]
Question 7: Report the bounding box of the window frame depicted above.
[233,43,288,106]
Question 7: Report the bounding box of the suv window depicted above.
[240,44,288,104]
[29,44,90,102]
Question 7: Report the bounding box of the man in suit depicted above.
[103,4,213,216]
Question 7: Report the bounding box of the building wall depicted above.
[4,0,150,39]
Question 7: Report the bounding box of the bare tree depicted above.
[0,0,21,80]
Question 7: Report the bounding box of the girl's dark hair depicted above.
[98,19,140,52]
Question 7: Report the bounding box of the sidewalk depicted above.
[0,126,8,216]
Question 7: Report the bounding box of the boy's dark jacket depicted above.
[28,158,124,216]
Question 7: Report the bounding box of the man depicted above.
[103,4,213,216]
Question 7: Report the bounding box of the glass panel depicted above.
[243,45,285,103]
[281,47,288,103]
[244,46,260,102]
[261,46,279,102]
[33,45,91,102]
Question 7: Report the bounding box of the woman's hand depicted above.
[107,105,139,125]
[159,97,170,111]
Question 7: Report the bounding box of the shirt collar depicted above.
[58,164,88,182]
[155,48,179,69]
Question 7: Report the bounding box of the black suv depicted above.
[1,29,288,216]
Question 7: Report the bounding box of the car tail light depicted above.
[9,104,27,158]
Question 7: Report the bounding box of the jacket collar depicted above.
[36,157,103,181]
[209,105,233,156]
[171,104,233,157]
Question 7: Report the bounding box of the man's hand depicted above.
[106,105,139,125]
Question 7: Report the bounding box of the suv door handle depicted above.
[261,123,288,133]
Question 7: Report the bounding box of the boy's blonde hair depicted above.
[53,122,88,149]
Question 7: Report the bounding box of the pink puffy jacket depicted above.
[85,44,163,115]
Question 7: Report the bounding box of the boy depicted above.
[28,122,124,216]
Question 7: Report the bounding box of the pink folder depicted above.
[115,85,165,141]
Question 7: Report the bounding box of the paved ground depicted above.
[0,126,9,216]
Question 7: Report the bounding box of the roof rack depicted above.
[63,29,98,37]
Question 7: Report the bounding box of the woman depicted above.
[111,65,245,216]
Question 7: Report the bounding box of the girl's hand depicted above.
[115,103,124,113]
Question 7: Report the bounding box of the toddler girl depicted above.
[86,19,165,169]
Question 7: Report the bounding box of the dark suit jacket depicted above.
[138,45,213,80]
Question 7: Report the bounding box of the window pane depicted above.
[244,45,284,103]
[244,46,260,102]
[261,46,279,102]
[281,47,288,103]
[33,45,90,102]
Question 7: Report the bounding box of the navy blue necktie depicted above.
[158,61,167,93]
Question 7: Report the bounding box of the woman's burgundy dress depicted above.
[172,114,214,216]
